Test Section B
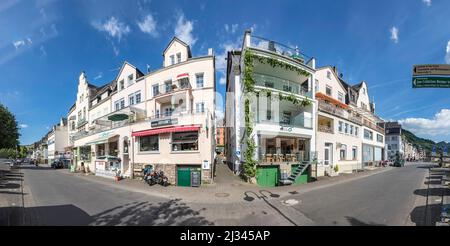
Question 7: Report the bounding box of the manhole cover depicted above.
[215,193,230,197]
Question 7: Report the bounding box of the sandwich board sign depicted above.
[412,64,450,88]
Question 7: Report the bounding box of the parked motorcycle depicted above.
[144,170,169,186]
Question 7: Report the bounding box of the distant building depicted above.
[383,122,404,160]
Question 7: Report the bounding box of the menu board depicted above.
[191,171,201,187]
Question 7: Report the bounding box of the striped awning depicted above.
[176,73,189,79]
[132,125,201,137]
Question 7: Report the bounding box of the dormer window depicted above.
[327,71,331,79]
[177,53,181,63]
[170,55,175,65]
[363,88,366,95]
[128,74,134,86]
[119,80,125,91]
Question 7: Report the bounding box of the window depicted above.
[364,129,373,140]
[196,73,204,88]
[355,127,359,136]
[164,107,173,117]
[315,79,319,92]
[352,146,358,160]
[176,53,181,63]
[135,92,141,104]
[326,85,332,96]
[128,74,134,86]
[120,99,125,109]
[152,84,160,97]
[83,107,86,119]
[196,102,205,113]
[391,144,398,150]
[340,144,347,161]
[171,131,199,151]
[350,125,354,135]
[170,55,175,65]
[129,94,135,106]
[180,78,190,89]
[377,134,384,143]
[115,101,120,111]
[139,135,159,152]
[338,92,344,102]
[71,121,75,131]
[327,71,331,79]
[344,123,349,134]
[361,102,367,110]
[119,80,125,91]
[363,88,366,95]
[164,80,172,93]
[338,121,343,132]
[392,136,398,141]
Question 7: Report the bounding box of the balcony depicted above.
[257,112,313,129]
[253,73,312,98]
[363,119,385,134]
[152,79,191,98]
[318,115,334,134]
[248,35,314,69]
[318,99,363,125]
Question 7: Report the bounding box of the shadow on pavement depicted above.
[91,199,214,226]
[345,217,385,226]
[410,204,442,226]
[414,188,447,197]
[19,165,53,171]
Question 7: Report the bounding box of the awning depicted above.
[316,92,349,109]
[132,125,201,137]
[86,134,119,145]
[176,73,189,80]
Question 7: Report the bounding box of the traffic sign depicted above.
[412,64,450,88]
[413,64,450,76]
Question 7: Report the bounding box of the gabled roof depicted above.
[316,66,347,92]
[115,61,145,82]
[352,81,365,91]
[162,37,192,58]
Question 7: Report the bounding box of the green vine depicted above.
[241,49,312,180]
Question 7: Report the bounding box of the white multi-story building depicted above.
[68,37,216,186]
[315,67,364,176]
[47,118,68,164]
[383,122,404,160]
[225,30,316,186]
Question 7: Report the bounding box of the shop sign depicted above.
[280,126,293,132]
[98,130,116,139]
[151,118,178,127]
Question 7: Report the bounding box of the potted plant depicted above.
[333,165,340,175]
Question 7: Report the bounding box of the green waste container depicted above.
[70,165,76,173]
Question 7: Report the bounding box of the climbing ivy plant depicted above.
[241,49,312,180]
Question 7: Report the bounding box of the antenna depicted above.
[146,64,151,73]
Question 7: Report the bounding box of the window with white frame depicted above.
[128,91,141,106]
[338,92,344,102]
[128,94,135,106]
[350,125,354,135]
[128,74,134,86]
[352,146,358,160]
[344,123,349,134]
[152,84,159,97]
[196,102,205,113]
[176,53,181,63]
[315,79,319,92]
[340,144,347,160]
[355,127,359,136]
[171,131,199,151]
[115,101,120,111]
[196,73,204,88]
[139,135,159,152]
[338,121,343,132]
[135,91,141,104]
[377,134,384,143]
[119,80,125,91]
[327,71,331,79]
[120,98,125,109]
[326,85,332,96]
[170,55,175,65]
[364,129,373,140]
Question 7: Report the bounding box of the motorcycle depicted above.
[144,170,169,186]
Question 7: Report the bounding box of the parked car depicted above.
[51,160,64,169]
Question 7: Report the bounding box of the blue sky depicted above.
[1,0,450,145]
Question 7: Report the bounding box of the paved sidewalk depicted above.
[57,164,395,204]
[0,160,25,226]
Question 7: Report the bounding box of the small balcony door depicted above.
[324,143,333,166]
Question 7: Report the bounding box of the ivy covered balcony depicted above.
[253,73,313,98]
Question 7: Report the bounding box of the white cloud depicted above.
[94,72,103,80]
[13,40,25,49]
[445,40,450,64]
[137,14,158,37]
[422,0,432,6]
[225,24,239,34]
[20,124,29,128]
[93,16,130,42]
[390,26,399,44]
[399,109,450,141]
[174,13,197,46]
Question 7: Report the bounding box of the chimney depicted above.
[208,48,214,56]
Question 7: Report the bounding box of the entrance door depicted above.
[177,167,191,187]
[324,143,333,166]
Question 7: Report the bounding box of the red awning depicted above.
[132,125,201,137]
[176,73,189,79]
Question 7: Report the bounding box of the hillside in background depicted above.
[401,129,450,154]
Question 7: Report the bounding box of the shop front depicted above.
[363,144,384,167]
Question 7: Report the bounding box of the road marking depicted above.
[282,199,300,206]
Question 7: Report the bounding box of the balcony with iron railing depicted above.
[363,119,385,134]
[152,79,191,98]
[318,100,363,125]
[247,34,314,69]
[318,125,334,134]
[253,73,313,98]
[76,118,87,128]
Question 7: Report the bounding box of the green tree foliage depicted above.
[0,148,17,159]
[0,103,20,149]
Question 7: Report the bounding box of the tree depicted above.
[0,103,20,149]
[19,146,28,158]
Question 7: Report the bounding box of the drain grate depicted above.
[215,193,230,197]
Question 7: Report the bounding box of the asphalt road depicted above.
[3,161,433,226]
[288,162,430,226]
